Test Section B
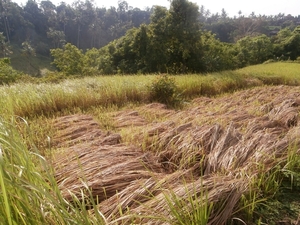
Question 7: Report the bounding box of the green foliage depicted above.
[50,43,84,75]
[39,72,68,83]
[236,141,300,224]
[165,0,203,73]
[47,28,66,49]
[21,41,36,57]
[111,28,141,74]
[97,46,115,74]
[97,0,206,74]
[0,33,12,57]
[201,32,237,71]
[235,35,273,67]
[0,58,21,85]
[82,48,101,75]
[149,74,182,107]
[273,26,300,60]
[2,0,300,76]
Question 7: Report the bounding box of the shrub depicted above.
[0,58,21,85]
[50,43,84,75]
[149,74,182,107]
[39,72,67,83]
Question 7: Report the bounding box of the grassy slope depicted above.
[9,44,55,76]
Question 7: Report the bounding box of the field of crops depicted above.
[0,62,300,224]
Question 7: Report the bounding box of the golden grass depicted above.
[236,62,300,85]
[1,62,300,119]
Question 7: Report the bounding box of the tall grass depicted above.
[1,62,298,135]
[1,62,300,118]
[0,117,106,224]
[0,76,152,118]
[236,62,300,85]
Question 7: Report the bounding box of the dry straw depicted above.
[50,85,300,224]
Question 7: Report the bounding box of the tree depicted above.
[0,32,12,57]
[22,41,36,57]
[221,8,228,20]
[201,32,236,71]
[82,48,101,75]
[50,43,84,75]
[235,35,273,67]
[272,26,300,60]
[56,2,70,34]
[130,24,149,73]
[233,16,266,41]
[23,0,48,39]
[47,28,66,48]
[166,0,203,73]
[97,0,207,74]
[0,58,21,84]
[148,6,169,72]
[40,0,56,28]
[0,0,26,43]
[22,41,36,72]
[283,26,300,60]
[205,20,236,43]
[238,10,242,17]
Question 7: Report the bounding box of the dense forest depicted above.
[0,0,300,76]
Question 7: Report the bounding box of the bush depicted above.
[0,58,21,85]
[50,43,84,75]
[149,74,182,107]
[39,72,67,83]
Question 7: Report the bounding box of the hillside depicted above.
[49,85,300,224]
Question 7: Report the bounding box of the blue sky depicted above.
[14,0,300,17]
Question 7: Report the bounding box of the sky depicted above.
[13,0,300,17]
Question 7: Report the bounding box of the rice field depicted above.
[1,62,300,119]
[0,62,300,224]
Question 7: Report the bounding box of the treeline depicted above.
[1,0,300,55]
[1,0,300,75]
[0,0,151,54]
[202,9,300,43]
[50,0,300,75]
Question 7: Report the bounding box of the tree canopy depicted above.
[0,0,300,75]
